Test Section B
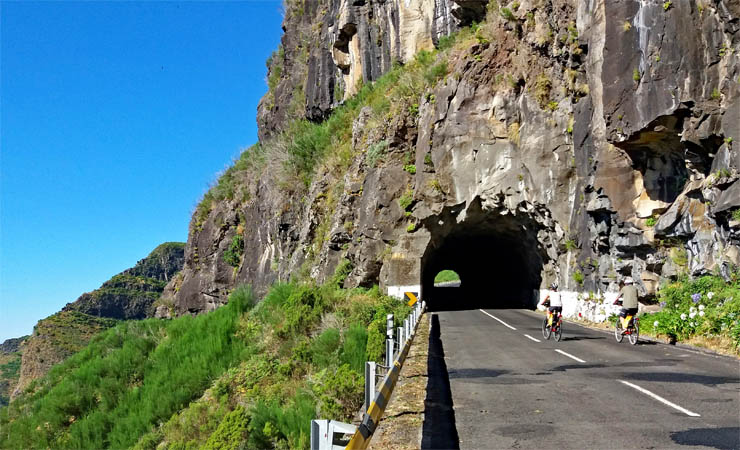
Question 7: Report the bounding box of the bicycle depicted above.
[614,315,639,345]
[542,311,563,341]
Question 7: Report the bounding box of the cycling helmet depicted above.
[624,277,634,285]
[550,282,558,290]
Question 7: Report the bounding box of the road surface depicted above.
[426,309,740,449]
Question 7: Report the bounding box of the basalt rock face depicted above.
[257,0,489,140]
[168,0,739,316]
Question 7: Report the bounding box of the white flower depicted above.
[689,312,697,319]
[707,292,714,299]
[681,313,687,320]
[699,304,705,311]
[690,322,695,327]
[690,306,697,313]
[699,311,705,317]
[653,321,659,327]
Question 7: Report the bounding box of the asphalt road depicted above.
[430,309,740,450]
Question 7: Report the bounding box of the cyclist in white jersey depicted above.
[539,283,562,324]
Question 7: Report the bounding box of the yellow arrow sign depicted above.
[405,292,418,307]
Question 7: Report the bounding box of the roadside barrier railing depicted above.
[311,297,424,450]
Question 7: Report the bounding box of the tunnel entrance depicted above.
[421,199,546,311]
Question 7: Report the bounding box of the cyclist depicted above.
[539,283,562,326]
[615,277,638,330]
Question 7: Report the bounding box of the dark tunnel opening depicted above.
[421,200,545,311]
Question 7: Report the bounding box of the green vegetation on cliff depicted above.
[1,272,410,449]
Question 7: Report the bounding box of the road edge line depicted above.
[523,334,541,343]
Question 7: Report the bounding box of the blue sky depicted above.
[0,1,283,341]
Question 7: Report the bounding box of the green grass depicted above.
[434,270,460,283]
[2,276,412,450]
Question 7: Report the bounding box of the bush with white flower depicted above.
[640,275,740,351]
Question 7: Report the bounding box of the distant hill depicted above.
[0,336,28,407]
[63,242,185,320]
[11,242,185,399]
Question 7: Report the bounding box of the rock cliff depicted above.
[164,0,739,316]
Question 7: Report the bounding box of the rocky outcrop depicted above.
[169,0,739,316]
[0,336,28,354]
[63,242,185,319]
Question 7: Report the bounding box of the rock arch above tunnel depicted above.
[420,198,550,311]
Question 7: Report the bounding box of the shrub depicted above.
[398,189,414,211]
[641,276,740,349]
[366,140,389,167]
[340,324,368,373]
[572,269,584,286]
[403,164,417,174]
[310,328,341,368]
[223,234,244,267]
[203,407,249,450]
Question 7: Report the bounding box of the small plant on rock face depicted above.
[645,216,657,227]
[565,239,577,251]
[500,7,515,21]
[573,269,584,286]
[403,164,417,175]
[725,137,733,145]
[406,222,417,233]
[633,68,641,82]
[711,88,721,100]
[622,21,632,32]
[732,209,740,222]
[223,234,244,267]
[397,189,414,211]
[424,153,433,166]
[663,1,672,11]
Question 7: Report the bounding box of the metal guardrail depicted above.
[311,296,424,450]
[345,300,424,450]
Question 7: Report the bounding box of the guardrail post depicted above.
[404,318,410,338]
[364,361,376,412]
[397,326,403,349]
[385,337,394,367]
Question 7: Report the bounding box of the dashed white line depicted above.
[554,349,586,363]
[523,334,541,343]
[619,380,700,417]
[479,310,517,330]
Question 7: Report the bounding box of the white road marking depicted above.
[619,380,701,417]
[523,334,541,343]
[479,310,517,330]
[554,349,586,363]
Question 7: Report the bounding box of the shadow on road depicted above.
[421,314,460,449]
[670,427,740,449]
[561,336,606,342]
[624,372,740,386]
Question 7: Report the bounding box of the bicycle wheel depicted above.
[629,322,639,345]
[553,319,563,342]
[542,317,552,339]
[614,319,624,343]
